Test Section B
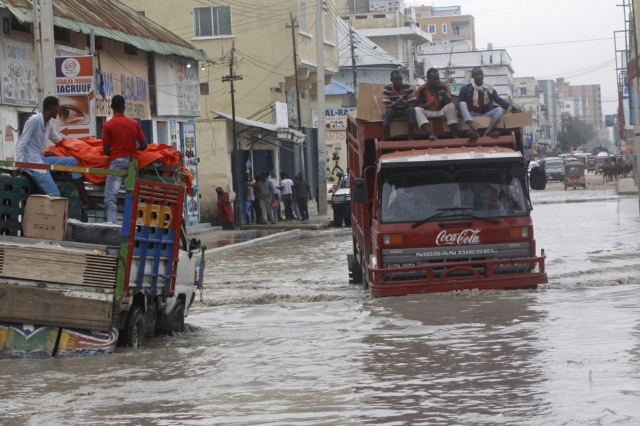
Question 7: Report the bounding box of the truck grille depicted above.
[381,243,533,283]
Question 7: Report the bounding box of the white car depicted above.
[327,183,335,203]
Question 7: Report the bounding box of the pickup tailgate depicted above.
[0,240,117,331]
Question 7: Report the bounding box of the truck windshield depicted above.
[380,168,528,223]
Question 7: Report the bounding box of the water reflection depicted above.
[355,291,549,424]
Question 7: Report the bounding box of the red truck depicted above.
[346,111,548,296]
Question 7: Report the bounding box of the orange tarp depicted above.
[44,137,185,184]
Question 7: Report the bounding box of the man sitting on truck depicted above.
[102,95,148,224]
[458,67,521,139]
[414,68,459,140]
[16,96,100,209]
[382,70,416,141]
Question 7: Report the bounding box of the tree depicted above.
[557,114,595,152]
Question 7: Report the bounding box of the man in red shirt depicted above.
[102,95,148,223]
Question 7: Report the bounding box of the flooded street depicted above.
[2,178,640,425]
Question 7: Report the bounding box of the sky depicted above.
[408,0,626,116]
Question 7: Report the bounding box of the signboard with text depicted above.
[183,121,200,222]
[312,108,355,129]
[55,55,95,138]
[96,50,149,120]
[2,40,38,106]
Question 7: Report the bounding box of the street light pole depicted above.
[315,0,327,214]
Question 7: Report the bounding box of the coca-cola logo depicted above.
[436,229,481,246]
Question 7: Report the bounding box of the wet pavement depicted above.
[1,173,640,425]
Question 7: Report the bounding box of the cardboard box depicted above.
[456,116,504,131]
[23,195,69,241]
[356,83,387,122]
[502,111,533,128]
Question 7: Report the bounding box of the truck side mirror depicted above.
[189,238,201,252]
[353,178,366,203]
[529,167,546,190]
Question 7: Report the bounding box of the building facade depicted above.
[556,78,602,129]
[513,77,542,153]
[536,79,560,150]
[410,5,476,54]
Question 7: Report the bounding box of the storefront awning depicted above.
[214,111,306,144]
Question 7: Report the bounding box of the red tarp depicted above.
[44,137,190,186]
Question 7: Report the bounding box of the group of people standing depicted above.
[381,66,521,141]
[244,171,312,225]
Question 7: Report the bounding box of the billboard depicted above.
[2,40,38,106]
[312,108,355,129]
[155,55,201,117]
[95,51,149,120]
[55,56,95,138]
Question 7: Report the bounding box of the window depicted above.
[520,87,527,95]
[136,10,146,17]
[124,43,137,55]
[300,2,307,31]
[429,42,436,46]
[54,26,70,43]
[200,82,209,95]
[324,12,332,41]
[452,25,460,35]
[428,24,436,34]
[193,5,232,37]
[442,23,447,34]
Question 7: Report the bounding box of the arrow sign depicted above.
[60,127,90,136]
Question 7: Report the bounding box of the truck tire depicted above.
[348,254,362,284]
[168,300,185,336]
[333,212,342,227]
[361,262,369,291]
[122,306,145,348]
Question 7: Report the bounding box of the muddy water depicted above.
[1,190,640,425]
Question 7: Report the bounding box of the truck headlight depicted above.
[333,195,345,202]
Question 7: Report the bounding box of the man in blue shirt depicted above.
[16,96,99,209]
[458,67,521,139]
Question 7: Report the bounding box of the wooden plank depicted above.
[0,283,113,331]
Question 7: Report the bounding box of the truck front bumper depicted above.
[368,253,547,297]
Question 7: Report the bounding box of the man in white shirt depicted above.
[16,96,99,209]
[280,172,294,220]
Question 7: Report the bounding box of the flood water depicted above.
[1,180,640,425]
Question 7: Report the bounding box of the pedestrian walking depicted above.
[252,176,262,224]
[101,95,148,223]
[293,170,312,221]
[258,174,276,224]
[216,186,234,229]
[268,171,281,221]
[280,172,294,220]
[245,175,255,224]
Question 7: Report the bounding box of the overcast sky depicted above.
[408,0,625,116]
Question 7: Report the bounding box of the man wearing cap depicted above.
[102,95,148,224]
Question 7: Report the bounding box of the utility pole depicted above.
[286,13,305,175]
[349,19,358,99]
[315,0,327,214]
[222,41,244,227]
[33,0,56,108]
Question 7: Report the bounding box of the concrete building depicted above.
[513,77,542,153]
[335,1,431,84]
[410,5,476,54]
[556,78,602,129]
[0,0,210,224]
[420,49,515,100]
[537,79,560,150]
[122,0,341,223]
[559,97,587,119]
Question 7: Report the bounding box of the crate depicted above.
[0,175,37,236]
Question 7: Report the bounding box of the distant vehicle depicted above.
[327,183,334,203]
[332,173,351,227]
[564,161,586,190]
[544,157,564,181]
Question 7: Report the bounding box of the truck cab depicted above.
[347,111,547,296]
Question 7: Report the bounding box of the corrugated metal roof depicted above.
[214,111,306,144]
[325,80,354,95]
[0,0,210,62]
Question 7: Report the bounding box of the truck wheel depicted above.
[348,254,362,284]
[122,306,145,348]
[333,212,342,227]
[168,300,185,336]
[361,262,369,291]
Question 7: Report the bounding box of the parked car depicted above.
[327,183,334,203]
[544,157,564,181]
[332,173,351,227]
